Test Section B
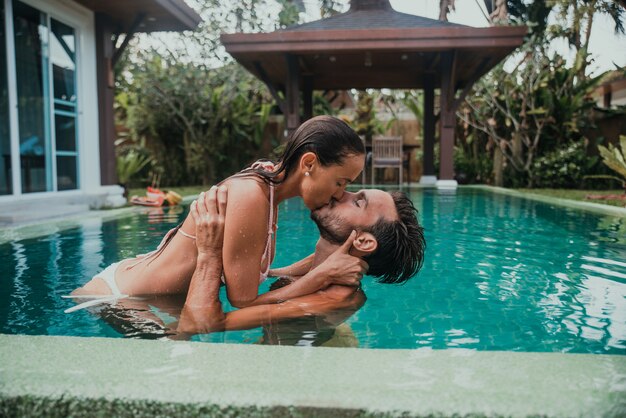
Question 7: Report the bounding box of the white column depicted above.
[5,0,22,197]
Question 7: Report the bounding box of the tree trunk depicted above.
[512,131,523,166]
[493,141,504,187]
[489,0,508,24]
[439,0,455,21]
[203,151,216,186]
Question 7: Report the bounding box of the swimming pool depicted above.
[1,188,625,354]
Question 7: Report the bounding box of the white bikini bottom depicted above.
[63,261,129,313]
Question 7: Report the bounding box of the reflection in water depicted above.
[6,242,30,331]
[91,285,363,347]
[0,190,624,353]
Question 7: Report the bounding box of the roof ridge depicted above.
[280,8,468,32]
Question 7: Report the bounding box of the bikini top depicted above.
[128,161,277,283]
[249,160,277,282]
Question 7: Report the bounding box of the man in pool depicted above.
[175,185,426,334]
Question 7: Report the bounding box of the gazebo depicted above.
[221,0,526,187]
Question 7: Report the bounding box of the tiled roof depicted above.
[281,8,467,32]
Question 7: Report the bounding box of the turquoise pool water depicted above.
[1,188,625,354]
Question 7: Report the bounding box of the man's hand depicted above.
[316,231,368,287]
[189,185,227,257]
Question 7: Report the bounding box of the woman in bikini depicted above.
[66,116,368,313]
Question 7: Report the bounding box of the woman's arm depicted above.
[180,283,365,334]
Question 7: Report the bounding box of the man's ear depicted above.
[350,232,377,257]
[299,152,317,173]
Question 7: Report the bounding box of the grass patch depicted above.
[514,189,626,208]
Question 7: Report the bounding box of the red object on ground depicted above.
[130,195,165,207]
[585,194,626,200]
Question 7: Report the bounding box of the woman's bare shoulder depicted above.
[221,176,270,204]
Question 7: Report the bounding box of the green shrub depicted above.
[453,145,493,184]
[531,140,597,188]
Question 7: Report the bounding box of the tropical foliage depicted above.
[118,57,272,186]
[592,135,626,189]
[459,39,601,187]
[116,148,154,193]
[457,0,625,187]
[113,0,626,190]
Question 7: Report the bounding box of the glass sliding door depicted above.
[13,0,51,193]
[51,18,77,190]
[1,0,12,195]
[9,0,80,194]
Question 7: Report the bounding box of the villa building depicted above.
[0,0,199,223]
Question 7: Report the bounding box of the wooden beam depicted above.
[112,12,146,66]
[221,26,528,54]
[603,88,612,108]
[299,56,313,75]
[452,57,491,109]
[303,75,314,121]
[423,73,435,176]
[95,13,117,185]
[439,51,455,180]
[426,53,440,72]
[440,51,456,128]
[285,54,301,136]
[253,61,286,114]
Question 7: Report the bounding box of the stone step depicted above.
[0,203,91,226]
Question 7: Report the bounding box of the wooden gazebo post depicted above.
[438,51,456,185]
[286,54,301,136]
[420,73,436,185]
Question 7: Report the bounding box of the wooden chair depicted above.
[371,136,403,185]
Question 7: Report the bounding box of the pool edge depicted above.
[0,195,198,245]
[1,334,625,417]
[463,185,626,217]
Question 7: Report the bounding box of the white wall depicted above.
[1,0,105,205]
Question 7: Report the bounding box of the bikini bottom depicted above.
[63,261,129,313]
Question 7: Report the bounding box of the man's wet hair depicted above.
[362,191,426,284]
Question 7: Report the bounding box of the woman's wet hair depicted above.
[362,191,426,285]
[236,115,365,184]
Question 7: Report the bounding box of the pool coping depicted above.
[461,185,626,218]
[0,195,196,246]
[1,334,625,417]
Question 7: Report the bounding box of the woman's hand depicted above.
[179,185,228,335]
[189,185,227,257]
[315,231,369,287]
[178,304,225,334]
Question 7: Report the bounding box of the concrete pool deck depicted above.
[1,334,625,417]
